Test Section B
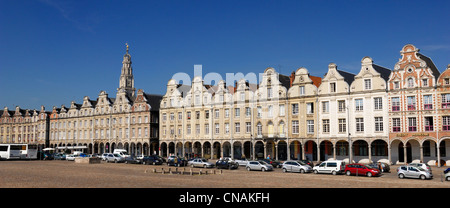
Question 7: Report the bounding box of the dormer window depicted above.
[364,79,371,90]
[422,79,428,87]
[407,78,414,88]
[330,83,336,93]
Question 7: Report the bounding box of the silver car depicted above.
[188,158,214,168]
[397,165,433,180]
[246,161,273,172]
[106,153,125,163]
[282,161,312,173]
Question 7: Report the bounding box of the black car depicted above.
[167,156,187,167]
[216,158,239,169]
[142,155,163,165]
[124,155,142,164]
[299,160,314,167]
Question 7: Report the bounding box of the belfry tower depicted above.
[118,43,136,98]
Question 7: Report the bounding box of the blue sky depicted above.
[0,0,449,110]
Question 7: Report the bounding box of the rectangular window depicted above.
[268,105,273,117]
[306,103,314,114]
[322,101,329,113]
[423,95,433,110]
[356,118,364,132]
[307,120,314,134]
[246,122,251,133]
[215,109,220,118]
[292,120,299,134]
[245,107,251,117]
[322,119,330,133]
[408,117,417,132]
[279,105,285,116]
[292,104,299,115]
[235,122,240,133]
[205,124,209,134]
[196,124,200,134]
[338,100,346,112]
[394,81,400,89]
[224,109,229,118]
[442,94,450,108]
[443,116,450,131]
[234,108,240,117]
[374,97,382,110]
[392,97,400,111]
[392,118,401,132]
[338,118,346,133]
[215,123,219,134]
[423,78,428,87]
[407,96,416,110]
[267,88,273,98]
[355,99,363,111]
[330,83,336,93]
[424,117,433,131]
[187,125,191,134]
[225,123,230,134]
[257,106,262,118]
[300,86,305,95]
[364,79,371,90]
[374,117,383,132]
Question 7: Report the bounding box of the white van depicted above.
[113,149,130,158]
[313,160,345,175]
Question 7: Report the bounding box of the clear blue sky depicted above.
[1,0,449,110]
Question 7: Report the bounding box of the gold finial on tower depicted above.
[126,42,129,53]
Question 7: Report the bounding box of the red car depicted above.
[344,163,381,177]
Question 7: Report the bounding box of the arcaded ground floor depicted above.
[160,137,450,166]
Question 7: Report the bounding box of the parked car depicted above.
[100,153,109,161]
[282,161,312,173]
[397,165,433,180]
[167,156,187,167]
[124,155,142,164]
[234,158,249,166]
[216,157,239,169]
[246,161,273,172]
[261,158,282,168]
[66,154,76,161]
[366,162,390,173]
[409,163,432,173]
[106,153,125,163]
[54,153,66,160]
[444,168,450,181]
[344,163,381,177]
[142,155,163,165]
[188,158,214,168]
[299,160,314,167]
[313,160,346,175]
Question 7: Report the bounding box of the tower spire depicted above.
[118,43,136,98]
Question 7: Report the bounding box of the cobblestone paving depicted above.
[1,160,449,188]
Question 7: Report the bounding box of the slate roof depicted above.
[417,53,441,80]
[372,64,392,81]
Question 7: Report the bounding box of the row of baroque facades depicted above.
[159,44,450,166]
[0,46,162,156]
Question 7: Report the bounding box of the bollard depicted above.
[199,169,202,175]
[153,168,156,173]
[220,169,223,174]
[190,168,193,176]
[162,168,165,174]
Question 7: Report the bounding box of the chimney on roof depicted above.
[290,71,295,87]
